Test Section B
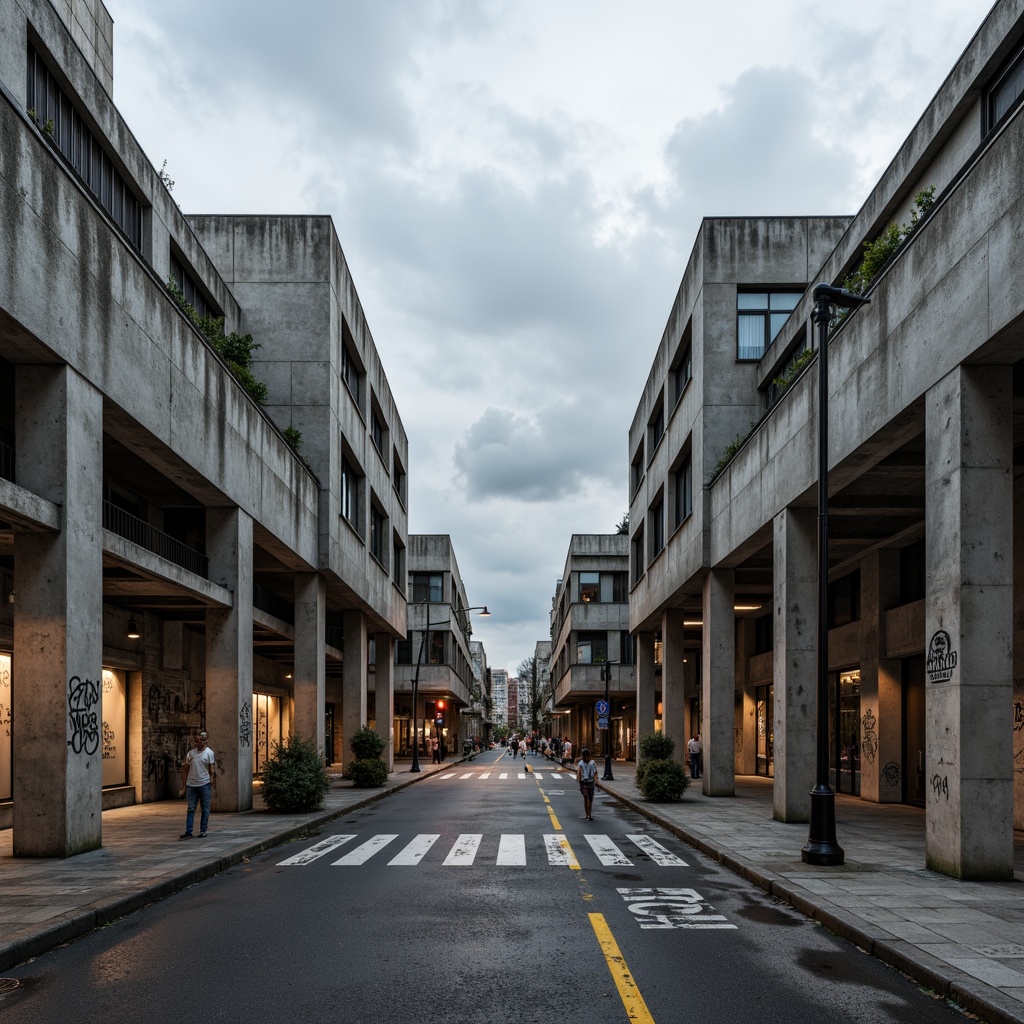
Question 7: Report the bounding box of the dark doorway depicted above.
[902,656,926,806]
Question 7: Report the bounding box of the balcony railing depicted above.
[103,501,209,578]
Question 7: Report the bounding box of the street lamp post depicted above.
[409,602,434,773]
[600,660,617,781]
[802,283,868,866]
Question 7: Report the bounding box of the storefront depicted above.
[755,684,773,778]
[101,668,128,788]
[829,669,861,796]
[253,692,283,774]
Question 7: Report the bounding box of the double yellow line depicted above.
[535,773,655,1022]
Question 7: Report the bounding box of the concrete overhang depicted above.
[0,478,61,533]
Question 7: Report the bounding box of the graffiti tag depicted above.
[861,707,878,765]
[67,676,100,755]
[926,630,957,684]
[930,774,949,800]
[239,701,252,749]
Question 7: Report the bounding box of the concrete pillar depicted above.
[702,568,735,797]
[12,366,103,856]
[635,631,657,754]
[1015,473,1024,831]
[772,507,815,822]
[925,365,1013,879]
[293,572,325,752]
[375,633,395,771]
[342,609,368,773]
[859,551,902,803]
[205,507,254,813]
[661,609,687,764]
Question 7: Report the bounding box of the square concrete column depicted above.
[702,568,736,796]
[374,633,395,771]
[925,365,1013,879]
[661,609,687,764]
[858,551,902,804]
[13,366,103,857]
[292,572,325,753]
[342,609,368,774]
[635,631,657,752]
[772,507,815,822]
[205,507,254,813]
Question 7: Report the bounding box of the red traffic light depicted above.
[437,699,445,709]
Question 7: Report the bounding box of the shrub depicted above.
[639,732,675,761]
[348,758,388,788]
[259,735,331,813]
[637,758,689,802]
[350,726,386,761]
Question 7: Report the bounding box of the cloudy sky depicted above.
[103,0,992,672]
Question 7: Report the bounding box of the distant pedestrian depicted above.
[687,733,702,780]
[562,738,572,764]
[432,736,440,764]
[179,730,215,839]
[518,737,527,758]
[576,748,597,820]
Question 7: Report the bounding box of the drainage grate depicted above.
[0,979,21,993]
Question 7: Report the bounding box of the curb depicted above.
[596,780,1023,1024]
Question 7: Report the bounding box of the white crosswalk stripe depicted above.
[444,833,482,865]
[496,834,526,866]
[499,772,508,779]
[388,834,440,865]
[544,833,580,868]
[277,834,356,866]
[584,834,632,866]
[332,834,398,865]
[460,772,474,779]
[626,834,689,866]
[439,773,456,779]
[479,773,491,778]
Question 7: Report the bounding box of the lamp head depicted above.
[478,606,490,617]
[812,282,870,309]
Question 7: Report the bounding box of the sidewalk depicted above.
[0,758,456,975]
[595,763,1024,1024]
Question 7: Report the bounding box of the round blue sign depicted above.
[595,700,610,716]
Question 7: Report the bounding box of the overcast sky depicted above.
[103,0,993,673]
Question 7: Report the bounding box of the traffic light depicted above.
[435,699,445,728]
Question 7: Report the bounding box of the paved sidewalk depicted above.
[595,764,1024,1024]
[0,758,456,974]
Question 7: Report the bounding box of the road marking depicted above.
[589,913,656,1024]
[617,887,736,929]
[439,773,456,779]
[496,834,527,866]
[533,773,543,779]
[584,834,633,866]
[546,805,562,830]
[277,834,356,866]
[517,773,527,779]
[499,773,508,779]
[544,833,580,869]
[332,834,398,865]
[626,834,688,866]
[443,833,483,866]
[388,834,440,865]
[479,773,491,778]
[460,772,474,779]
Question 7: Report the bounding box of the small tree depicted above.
[635,731,688,802]
[259,735,331,813]
[348,725,388,787]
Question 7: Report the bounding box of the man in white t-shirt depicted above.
[180,730,216,839]
[576,748,597,820]
[562,738,573,764]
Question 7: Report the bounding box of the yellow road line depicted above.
[589,913,656,1023]
[560,835,580,870]
[547,804,562,830]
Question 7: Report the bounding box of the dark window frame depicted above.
[737,289,803,361]
[673,454,693,530]
[985,40,1024,136]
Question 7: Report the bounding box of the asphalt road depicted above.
[1,749,969,1023]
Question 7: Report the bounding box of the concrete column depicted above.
[702,568,735,797]
[342,609,368,774]
[293,572,325,752]
[1015,474,1024,831]
[205,507,254,813]
[635,631,657,753]
[859,551,902,803]
[12,366,103,857]
[374,633,395,771]
[925,365,1013,879]
[661,609,687,764]
[772,507,815,822]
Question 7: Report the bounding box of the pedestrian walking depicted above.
[562,737,572,765]
[432,736,440,764]
[179,730,215,839]
[687,733,702,780]
[576,748,597,820]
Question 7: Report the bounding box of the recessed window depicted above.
[411,573,443,603]
[341,326,363,406]
[392,534,406,587]
[737,290,802,360]
[341,454,362,532]
[630,445,644,495]
[672,343,692,407]
[579,572,626,603]
[369,503,386,565]
[631,526,645,585]
[170,254,220,320]
[649,498,665,560]
[985,42,1024,135]
[371,405,387,458]
[576,631,608,664]
[648,400,665,456]
[673,455,692,529]
[393,452,407,505]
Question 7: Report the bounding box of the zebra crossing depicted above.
[436,770,571,781]
[277,832,689,869]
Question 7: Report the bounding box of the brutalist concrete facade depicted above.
[630,0,1024,878]
[0,0,408,854]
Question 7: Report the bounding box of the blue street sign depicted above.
[595,699,610,716]
[598,717,609,729]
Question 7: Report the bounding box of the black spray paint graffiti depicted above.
[1014,698,1023,733]
[926,630,957,684]
[67,676,100,755]
[239,702,252,749]
[102,720,116,760]
[861,708,878,765]
[0,659,11,738]
[147,683,204,723]
[143,753,167,787]
[930,774,949,800]
[883,761,901,788]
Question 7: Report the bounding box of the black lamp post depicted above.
[802,283,868,866]
[600,660,617,781]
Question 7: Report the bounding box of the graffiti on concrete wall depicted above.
[860,708,878,765]
[239,701,252,748]
[146,682,204,723]
[882,761,901,789]
[930,773,949,800]
[67,676,100,755]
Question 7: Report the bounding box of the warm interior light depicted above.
[285,673,292,680]
[683,619,703,626]
[734,604,762,611]
[127,616,141,639]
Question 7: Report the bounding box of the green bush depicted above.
[259,735,331,813]
[637,758,689,802]
[348,758,388,788]
[350,726,386,761]
[638,732,675,761]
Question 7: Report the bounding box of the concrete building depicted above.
[534,639,552,734]
[490,669,509,728]
[394,535,484,758]
[550,535,636,759]
[0,0,407,855]
[468,639,490,745]
[629,0,1024,878]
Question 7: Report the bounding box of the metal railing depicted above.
[103,500,209,578]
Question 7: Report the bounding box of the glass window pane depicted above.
[737,293,767,310]
[600,574,615,603]
[737,314,766,359]
[769,312,792,341]
[580,572,599,603]
[993,58,1024,123]
[769,291,802,311]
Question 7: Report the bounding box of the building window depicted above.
[370,503,386,565]
[341,454,361,531]
[428,631,445,665]
[170,254,219,320]
[393,534,406,588]
[620,631,636,666]
[648,400,665,457]
[341,327,363,406]
[737,290,802,360]
[630,445,644,495]
[631,526,645,585]
[985,42,1024,135]
[828,570,860,628]
[411,573,443,603]
[673,455,692,529]
[579,572,627,603]
[576,631,608,664]
[394,452,407,506]
[672,343,692,407]
[27,46,144,249]
[371,406,386,458]
[649,498,665,560]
